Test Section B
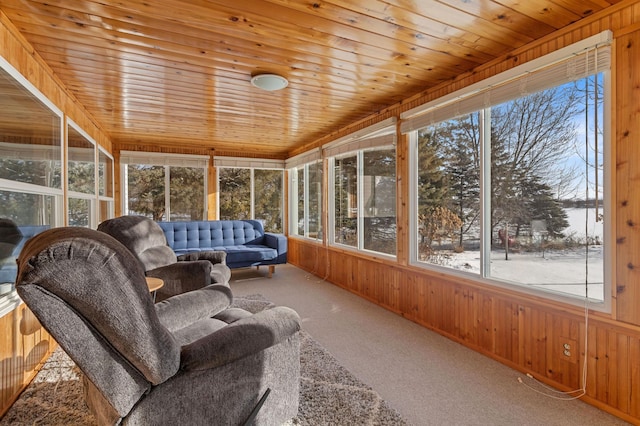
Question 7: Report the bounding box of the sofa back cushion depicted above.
[159,220,265,252]
[0,224,50,258]
[0,219,22,259]
[0,223,50,284]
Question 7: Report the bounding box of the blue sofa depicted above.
[156,220,287,277]
[0,223,50,285]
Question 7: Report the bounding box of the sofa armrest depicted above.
[180,306,300,371]
[147,260,212,300]
[177,250,227,265]
[264,233,287,257]
[155,284,233,332]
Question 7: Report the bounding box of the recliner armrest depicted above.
[147,260,212,300]
[180,306,301,371]
[177,250,227,265]
[155,284,233,332]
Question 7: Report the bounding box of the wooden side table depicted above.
[145,277,164,302]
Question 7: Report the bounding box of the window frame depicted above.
[405,33,612,312]
[323,117,398,259]
[288,159,323,242]
[98,147,115,222]
[121,151,209,221]
[215,157,285,233]
[0,55,64,316]
[67,119,97,228]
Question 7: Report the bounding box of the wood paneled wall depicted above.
[615,22,640,326]
[0,304,54,417]
[289,2,640,423]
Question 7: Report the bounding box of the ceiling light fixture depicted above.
[250,73,289,91]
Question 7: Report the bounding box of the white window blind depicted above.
[285,148,321,169]
[401,31,612,133]
[68,146,95,162]
[120,151,209,168]
[323,117,397,158]
[214,156,285,169]
[0,141,60,160]
[98,146,114,162]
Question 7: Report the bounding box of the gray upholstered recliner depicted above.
[98,215,231,301]
[16,227,301,425]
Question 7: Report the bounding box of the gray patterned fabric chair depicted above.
[16,227,301,425]
[97,215,231,301]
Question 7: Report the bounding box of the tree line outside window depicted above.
[126,165,205,221]
[125,162,284,233]
[218,167,283,233]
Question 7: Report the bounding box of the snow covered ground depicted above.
[424,208,605,301]
[564,207,604,241]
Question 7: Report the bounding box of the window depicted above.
[169,166,205,220]
[216,157,285,233]
[0,57,63,311]
[363,148,396,255]
[287,150,323,241]
[219,168,251,220]
[67,122,96,227]
[334,154,358,247]
[66,121,114,228]
[307,161,323,239]
[98,148,114,222]
[326,118,397,256]
[403,33,611,306]
[121,151,208,221]
[295,168,305,236]
[289,160,323,240]
[254,169,283,233]
[415,114,480,270]
[126,164,166,219]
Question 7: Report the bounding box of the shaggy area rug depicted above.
[1,295,407,425]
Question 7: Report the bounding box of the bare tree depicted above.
[490,86,580,237]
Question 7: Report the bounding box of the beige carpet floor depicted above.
[231,264,631,426]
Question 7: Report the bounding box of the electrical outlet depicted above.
[559,338,578,363]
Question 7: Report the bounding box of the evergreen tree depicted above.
[254,169,283,232]
[441,114,481,247]
[416,125,463,252]
[169,167,205,220]
[218,168,251,220]
[416,126,449,216]
[127,165,166,220]
[519,176,569,238]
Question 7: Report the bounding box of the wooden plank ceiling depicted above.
[0,0,621,158]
